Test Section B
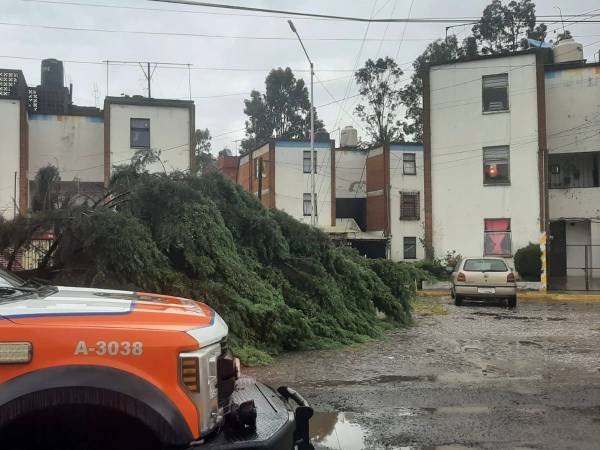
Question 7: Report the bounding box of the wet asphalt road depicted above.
[247,297,600,450]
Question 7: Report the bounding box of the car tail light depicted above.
[181,357,200,392]
[457,272,466,282]
[0,342,32,364]
[507,272,515,283]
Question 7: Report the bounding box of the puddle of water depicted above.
[433,405,491,414]
[310,411,477,450]
[310,412,365,450]
[313,374,437,388]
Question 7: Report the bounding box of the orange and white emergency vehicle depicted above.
[0,268,313,450]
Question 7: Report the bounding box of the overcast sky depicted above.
[3,0,600,152]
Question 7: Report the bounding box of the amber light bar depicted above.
[0,342,32,364]
[181,357,200,393]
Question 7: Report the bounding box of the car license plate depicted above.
[478,287,496,294]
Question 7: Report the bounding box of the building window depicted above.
[483,146,510,185]
[130,118,150,148]
[303,150,317,174]
[403,153,416,175]
[403,237,417,259]
[484,218,512,256]
[400,192,420,220]
[482,74,509,112]
[303,193,317,216]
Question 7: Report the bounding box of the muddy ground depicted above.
[247,297,600,450]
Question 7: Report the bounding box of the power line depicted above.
[0,55,359,73]
[148,1,600,24]
[0,21,438,42]
[22,0,600,23]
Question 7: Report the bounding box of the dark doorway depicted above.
[336,198,367,231]
[349,240,387,259]
[548,220,566,278]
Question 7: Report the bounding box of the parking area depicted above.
[248,296,600,450]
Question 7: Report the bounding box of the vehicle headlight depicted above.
[179,343,222,436]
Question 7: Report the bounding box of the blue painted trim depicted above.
[29,114,104,123]
[275,141,331,149]
[0,301,135,320]
[390,144,423,152]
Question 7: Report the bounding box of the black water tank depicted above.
[41,59,64,89]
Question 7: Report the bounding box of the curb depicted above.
[417,290,600,302]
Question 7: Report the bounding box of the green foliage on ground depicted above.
[7,168,430,365]
[514,243,541,281]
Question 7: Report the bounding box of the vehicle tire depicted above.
[507,296,517,308]
[454,295,463,306]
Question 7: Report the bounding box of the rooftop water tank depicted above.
[553,38,584,64]
[340,126,358,147]
[41,58,64,89]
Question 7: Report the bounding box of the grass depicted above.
[412,296,449,316]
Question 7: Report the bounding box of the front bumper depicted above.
[192,377,313,450]
[454,284,517,298]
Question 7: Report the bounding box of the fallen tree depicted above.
[1,163,429,365]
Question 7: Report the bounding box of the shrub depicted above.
[514,243,541,280]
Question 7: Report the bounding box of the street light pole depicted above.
[288,20,316,227]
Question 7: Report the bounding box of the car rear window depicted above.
[463,259,508,272]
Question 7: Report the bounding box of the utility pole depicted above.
[288,19,316,227]
[257,157,263,203]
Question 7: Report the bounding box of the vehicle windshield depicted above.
[463,259,508,272]
[0,268,25,288]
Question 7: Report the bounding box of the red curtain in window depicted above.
[485,219,510,232]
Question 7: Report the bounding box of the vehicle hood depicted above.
[0,286,228,343]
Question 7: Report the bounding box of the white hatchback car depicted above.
[450,257,517,307]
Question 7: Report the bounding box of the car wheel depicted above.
[507,296,517,308]
[454,295,463,306]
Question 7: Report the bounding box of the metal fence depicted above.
[0,240,54,271]
[549,244,600,291]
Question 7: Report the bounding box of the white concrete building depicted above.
[424,42,600,290]
[231,136,425,261]
[0,59,195,218]
[237,139,334,228]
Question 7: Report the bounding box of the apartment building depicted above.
[237,137,335,228]
[0,58,195,218]
[227,127,425,261]
[423,39,600,290]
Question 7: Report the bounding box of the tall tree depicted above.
[354,57,405,145]
[242,67,324,153]
[399,36,465,141]
[31,165,61,212]
[472,0,545,54]
[194,128,215,174]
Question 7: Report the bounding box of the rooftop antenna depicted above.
[554,5,566,35]
[92,82,100,108]
[139,62,157,98]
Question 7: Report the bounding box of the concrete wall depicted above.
[389,144,425,261]
[274,141,332,227]
[546,66,600,155]
[0,99,21,218]
[565,220,591,277]
[335,149,367,198]
[546,66,600,222]
[28,114,104,183]
[108,104,191,174]
[549,188,600,220]
[250,144,272,208]
[592,222,600,279]
[429,53,541,263]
